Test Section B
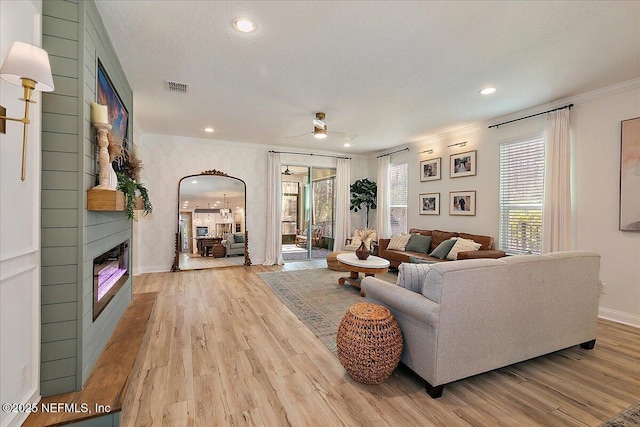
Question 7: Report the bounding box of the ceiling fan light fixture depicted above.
[313,127,327,139]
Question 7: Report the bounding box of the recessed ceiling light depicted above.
[191,180,198,184]
[203,127,214,133]
[343,142,351,147]
[234,18,255,33]
[480,87,497,95]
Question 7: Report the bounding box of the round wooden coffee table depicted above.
[336,252,390,295]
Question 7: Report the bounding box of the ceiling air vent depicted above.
[165,80,188,94]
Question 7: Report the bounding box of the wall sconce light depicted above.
[447,141,467,148]
[418,149,433,155]
[0,41,55,181]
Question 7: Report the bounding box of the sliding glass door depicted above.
[281,166,336,260]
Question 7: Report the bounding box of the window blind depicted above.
[389,162,408,235]
[499,138,545,254]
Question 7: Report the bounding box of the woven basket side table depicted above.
[337,302,403,384]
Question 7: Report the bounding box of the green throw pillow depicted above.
[234,233,245,243]
[409,256,435,264]
[429,238,457,259]
[405,234,432,253]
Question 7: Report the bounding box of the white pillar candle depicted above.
[92,102,109,124]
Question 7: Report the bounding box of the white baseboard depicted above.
[138,265,172,274]
[599,307,640,328]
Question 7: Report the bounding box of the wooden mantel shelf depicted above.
[87,188,125,211]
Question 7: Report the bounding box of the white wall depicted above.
[0,1,43,426]
[573,85,640,324]
[378,79,640,326]
[136,134,368,272]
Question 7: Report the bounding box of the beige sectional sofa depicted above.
[361,251,601,398]
[379,228,506,268]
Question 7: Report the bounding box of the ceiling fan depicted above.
[282,165,294,175]
[286,112,358,143]
[281,165,305,176]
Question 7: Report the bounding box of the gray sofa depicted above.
[361,251,601,398]
[222,232,245,257]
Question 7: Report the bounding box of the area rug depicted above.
[258,268,397,354]
[600,403,640,426]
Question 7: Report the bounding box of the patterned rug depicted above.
[258,268,397,354]
[600,403,640,426]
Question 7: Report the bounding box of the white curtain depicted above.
[376,156,392,239]
[333,158,351,251]
[542,109,572,253]
[263,152,284,265]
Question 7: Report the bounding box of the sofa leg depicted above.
[425,381,444,398]
[580,339,596,350]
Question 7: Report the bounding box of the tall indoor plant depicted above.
[350,178,377,228]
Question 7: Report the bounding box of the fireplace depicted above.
[93,240,129,321]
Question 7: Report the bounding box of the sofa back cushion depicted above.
[407,228,495,251]
[459,232,494,250]
[409,228,433,237]
[421,258,505,304]
[430,230,459,252]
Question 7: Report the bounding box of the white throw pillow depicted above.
[396,262,432,293]
[388,234,411,251]
[446,237,482,260]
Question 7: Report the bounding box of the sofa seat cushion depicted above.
[381,248,447,265]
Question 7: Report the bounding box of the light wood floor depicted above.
[122,261,640,426]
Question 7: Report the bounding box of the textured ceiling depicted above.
[94,1,640,154]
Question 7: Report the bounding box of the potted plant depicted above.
[350,178,377,228]
[117,173,152,220]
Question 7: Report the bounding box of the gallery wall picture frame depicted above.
[450,150,477,178]
[620,117,640,231]
[420,157,441,182]
[449,190,476,216]
[419,193,440,215]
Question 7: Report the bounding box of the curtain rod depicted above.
[488,104,573,129]
[376,147,409,158]
[269,150,351,159]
